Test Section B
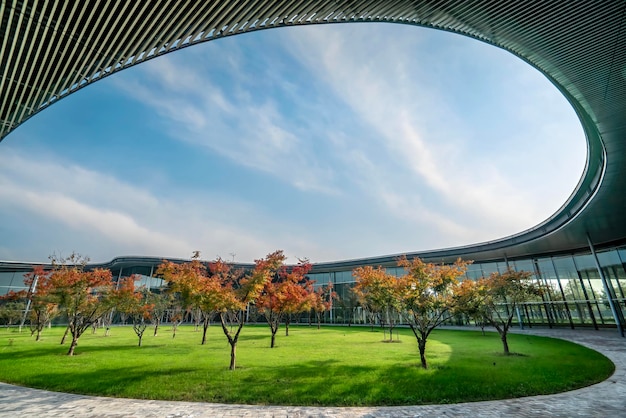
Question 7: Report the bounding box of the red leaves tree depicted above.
[158,251,278,370]
[46,253,114,355]
[396,257,468,369]
[213,255,271,370]
[157,253,220,344]
[23,266,58,341]
[310,282,335,329]
[353,266,401,341]
[256,253,313,347]
[111,275,155,347]
[0,290,27,329]
[474,269,541,354]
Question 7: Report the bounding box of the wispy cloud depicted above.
[0,150,335,262]
[112,46,339,195]
[0,23,586,263]
[282,24,586,242]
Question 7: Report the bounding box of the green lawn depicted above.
[0,325,614,406]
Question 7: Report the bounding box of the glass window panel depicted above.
[597,250,621,268]
[574,254,595,270]
[480,263,498,276]
[465,264,483,280]
[335,271,353,284]
[512,259,534,273]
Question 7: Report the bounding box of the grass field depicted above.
[0,324,614,406]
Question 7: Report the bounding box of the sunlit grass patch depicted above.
[0,325,614,406]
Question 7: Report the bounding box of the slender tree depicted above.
[112,275,155,347]
[158,253,223,345]
[257,255,313,347]
[353,266,401,341]
[23,267,58,341]
[0,291,27,329]
[214,252,278,369]
[47,253,114,355]
[479,269,542,354]
[396,256,469,369]
[310,283,335,329]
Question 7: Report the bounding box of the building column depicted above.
[587,234,624,337]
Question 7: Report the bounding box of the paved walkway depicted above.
[0,327,624,417]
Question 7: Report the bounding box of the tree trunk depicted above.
[418,339,428,369]
[138,334,143,347]
[36,329,41,341]
[60,325,70,345]
[500,332,510,355]
[202,318,209,345]
[153,319,160,336]
[67,335,78,356]
[271,331,276,348]
[285,319,290,336]
[229,341,236,370]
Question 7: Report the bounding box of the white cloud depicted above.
[0,150,334,263]
[282,24,586,241]
[0,23,587,264]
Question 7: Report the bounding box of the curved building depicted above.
[1,1,625,334]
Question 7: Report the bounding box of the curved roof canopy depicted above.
[1,0,625,264]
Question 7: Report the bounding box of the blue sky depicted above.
[0,23,586,264]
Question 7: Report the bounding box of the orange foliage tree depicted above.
[396,256,469,369]
[157,253,221,344]
[256,253,314,347]
[23,266,58,341]
[158,251,279,369]
[213,253,275,370]
[310,282,335,329]
[112,275,155,347]
[0,290,27,329]
[476,269,541,354]
[47,253,114,355]
[353,265,401,341]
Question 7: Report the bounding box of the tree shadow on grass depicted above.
[19,365,200,398]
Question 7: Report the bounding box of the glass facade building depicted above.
[2,2,626,338]
[2,244,625,332]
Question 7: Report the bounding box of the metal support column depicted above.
[18,274,38,332]
[587,234,624,337]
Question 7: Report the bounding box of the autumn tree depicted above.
[353,266,401,341]
[215,252,279,370]
[47,253,114,355]
[22,267,58,341]
[157,253,222,345]
[396,256,469,369]
[112,275,155,347]
[0,291,27,329]
[478,269,542,354]
[147,291,170,336]
[257,254,314,347]
[310,282,335,329]
[454,279,489,335]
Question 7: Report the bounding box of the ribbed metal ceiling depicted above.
[1,0,625,264]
